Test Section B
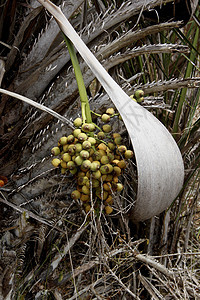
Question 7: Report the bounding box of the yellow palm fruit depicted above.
[113,166,121,176]
[70,168,78,175]
[51,147,60,156]
[92,170,101,179]
[67,161,76,170]
[80,150,90,159]
[101,174,107,181]
[84,204,91,212]
[106,174,113,182]
[101,155,109,165]
[81,194,90,202]
[105,195,113,205]
[62,153,71,162]
[82,185,90,195]
[88,137,96,145]
[116,183,123,192]
[51,158,61,167]
[100,164,113,174]
[98,143,107,151]
[68,144,76,155]
[114,137,122,145]
[107,142,115,151]
[63,144,69,152]
[67,134,75,143]
[124,150,134,159]
[98,149,106,157]
[92,151,102,161]
[60,160,68,169]
[73,128,81,138]
[113,176,119,183]
[78,132,88,142]
[74,117,82,127]
[105,205,113,215]
[75,155,84,166]
[78,171,86,177]
[96,189,108,200]
[134,89,144,99]
[107,152,114,163]
[117,160,126,169]
[90,161,100,171]
[71,190,81,200]
[117,145,127,154]
[82,140,91,150]
[81,160,92,170]
[101,113,110,123]
[61,168,67,174]
[106,107,115,115]
[102,124,112,133]
[97,131,105,139]
[103,182,111,192]
[59,136,68,145]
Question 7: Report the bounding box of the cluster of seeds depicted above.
[51,107,133,215]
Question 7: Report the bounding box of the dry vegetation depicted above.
[0,0,199,299]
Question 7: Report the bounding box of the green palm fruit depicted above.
[100,164,113,174]
[92,179,100,188]
[114,137,122,145]
[117,160,126,169]
[73,128,81,138]
[101,113,110,123]
[98,149,106,157]
[67,161,76,170]
[60,160,68,169]
[90,161,100,172]
[81,194,90,202]
[62,153,71,162]
[82,185,90,195]
[78,132,88,142]
[80,150,90,159]
[82,123,95,132]
[107,152,114,163]
[113,166,121,176]
[74,143,82,153]
[105,205,113,214]
[117,145,127,153]
[97,131,105,139]
[59,136,68,145]
[74,117,82,127]
[116,183,123,191]
[134,89,144,99]
[124,150,134,159]
[82,140,91,150]
[51,147,60,156]
[92,151,102,161]
[75,155,84,166]
[106,108,115,115]
[67,134,75,143]
[68,147,75,156]
[107,142,115,151]
[92,170,101,179]
[87,137,96,145]
[51,158,61,167]
[63,144,69,152]
[71,190,81,200]
[78,176,87,186]
[101,155,109,165]
[82,160,91,170]
[102,124,112,133]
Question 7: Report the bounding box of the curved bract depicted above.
[37,0,184,222]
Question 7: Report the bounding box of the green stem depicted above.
[63,34,92,124]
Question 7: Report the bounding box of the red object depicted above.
[0,176,8,187]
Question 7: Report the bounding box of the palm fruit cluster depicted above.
[51,107,134,215]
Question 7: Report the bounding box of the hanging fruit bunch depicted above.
[50,35,140,215]
[51,106,134,215]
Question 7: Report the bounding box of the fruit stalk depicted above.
[63,34,92,124]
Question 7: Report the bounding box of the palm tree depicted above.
[0,0,199,298]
